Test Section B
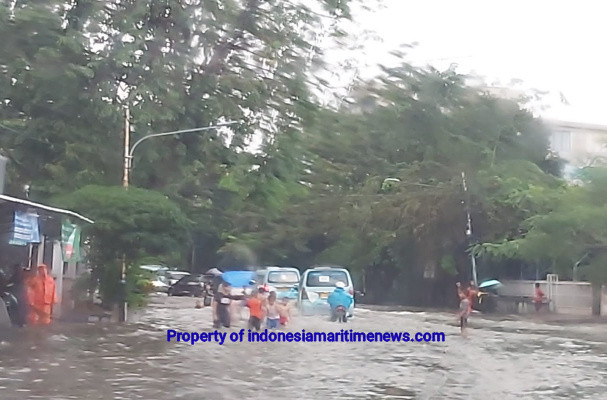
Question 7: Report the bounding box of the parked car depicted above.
[255,266,300,300]
[168,274,205,297]
[139,265,170,292]
[164,270,190,286]
[298,265,355,317]
[150,274,170,292]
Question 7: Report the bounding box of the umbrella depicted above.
[479,279,502,289]
[206,268,223,276]
[221,270,255,288]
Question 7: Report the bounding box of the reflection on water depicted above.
[1,295,607,399]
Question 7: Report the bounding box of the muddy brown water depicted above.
[1,294,606,399]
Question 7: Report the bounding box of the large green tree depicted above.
[225,64,561,305]
[0,0,122,197]
[0,0,355,271]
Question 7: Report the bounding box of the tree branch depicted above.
[202,0,261,76]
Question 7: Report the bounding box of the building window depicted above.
[550,130,572,154]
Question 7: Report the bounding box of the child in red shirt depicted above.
[534,283,545,312]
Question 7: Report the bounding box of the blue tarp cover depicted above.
[222,270,255,287]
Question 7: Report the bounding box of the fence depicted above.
[499,279,607,316]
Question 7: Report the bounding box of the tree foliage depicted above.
[54,185,189,266]
[475,168,607,284]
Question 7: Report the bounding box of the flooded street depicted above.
[1,295,607,400]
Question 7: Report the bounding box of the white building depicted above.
[545,119,607,168]
[478,86,607,171]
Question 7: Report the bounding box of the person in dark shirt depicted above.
[212,281,244,329]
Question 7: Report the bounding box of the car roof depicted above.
[309,265,348,270]
[264,267,299,272]
[140,265,168,271]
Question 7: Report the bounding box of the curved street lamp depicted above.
[122,113,238,188]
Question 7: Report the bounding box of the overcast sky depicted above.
[327,0,607,124]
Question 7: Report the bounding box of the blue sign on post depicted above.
[10,211,40,246]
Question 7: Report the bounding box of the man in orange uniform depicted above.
[25,268,40,325]
[30,264,58,325]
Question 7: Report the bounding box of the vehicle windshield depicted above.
[268,271,299,284]
[306,270,348,287]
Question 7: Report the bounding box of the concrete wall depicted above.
[499,280,606,316]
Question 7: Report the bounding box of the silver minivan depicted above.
[255,266,301,299]
[298,265,354,317]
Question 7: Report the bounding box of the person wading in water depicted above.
[212,282,243,329]
[456,282,471,337]
[264,291,280,329]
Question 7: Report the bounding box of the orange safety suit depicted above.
[25,271,40,325]
[28,264,58,325]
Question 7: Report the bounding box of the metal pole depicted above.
[122,107,130,189]
[461,171,478,286]
[119,107,130,322]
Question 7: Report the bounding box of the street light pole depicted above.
[119,107,130,322]
[123,108,131,188]
[117,116,238,322]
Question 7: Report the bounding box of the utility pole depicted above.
[461,171,478,286]
[119,107,130,322]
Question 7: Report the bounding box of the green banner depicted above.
[61,219,81,262]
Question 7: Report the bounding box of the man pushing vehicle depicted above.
[327,281,353,322]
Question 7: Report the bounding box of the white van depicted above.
[255,266,301,299]
[298,265,354,317]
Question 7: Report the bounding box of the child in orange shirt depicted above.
[246,288,265,331]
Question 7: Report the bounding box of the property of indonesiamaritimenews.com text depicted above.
[167,329,447,345]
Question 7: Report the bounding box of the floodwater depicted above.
[1,295,607,400]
